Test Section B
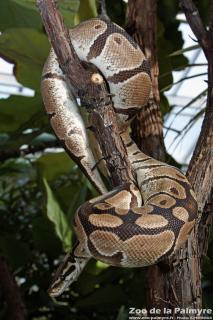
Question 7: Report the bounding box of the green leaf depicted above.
[75,0,97,23]
[0,28,49,90]
[58,0,80,27]
[0,95,43,132]
[43,177,72,252]
[36,152,74,181]
[0,0,42,31]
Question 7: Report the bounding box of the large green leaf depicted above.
[59,0,80,27]
[43,177,72,252]
[0,95,43,132]
[0,0,80,31]
[0,28,49,90]
[36,152,74,181]
[0,0,42,31]
[75,0,97,23]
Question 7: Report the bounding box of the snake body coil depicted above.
[41,17,198,297]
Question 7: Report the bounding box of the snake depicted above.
[41,16,198,297]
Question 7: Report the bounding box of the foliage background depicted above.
[0,0,212,319]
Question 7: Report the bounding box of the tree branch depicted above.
[179,0,208,57]
[36,0,135,187]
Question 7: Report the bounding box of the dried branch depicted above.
[179,0,208,56]
[36,0,134,187]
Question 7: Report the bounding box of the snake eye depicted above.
[95,24,102,29]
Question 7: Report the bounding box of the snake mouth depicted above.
[48,277,71,297]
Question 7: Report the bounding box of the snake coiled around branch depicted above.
[41,16,198,297]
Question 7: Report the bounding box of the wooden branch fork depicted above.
[36,0,134,188]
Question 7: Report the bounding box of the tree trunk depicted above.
[127,0,213,315]
[126,0,166,161]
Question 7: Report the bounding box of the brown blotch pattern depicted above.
[74,214,91,258]
[143,178,186,201]
[117,73,151,107]
[70,19,107,55]
[89,214,123,228]
[106,190,132,209]
[135,214,168,229]
[174,220,195,251]
[99,33,145,72]
[133,205,154,215]
[114,208,129,215]
[149,167,187,182]
[94,203,113,211]
[148,194,176,209]
[89,230,175,267]
[172,207,189,222]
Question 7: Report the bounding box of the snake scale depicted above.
[41,16,198,297]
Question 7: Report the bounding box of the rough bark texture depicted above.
[0,257,26,320]
[198,188,213,257]
[126,0,166,161]
[36,0,135,189]
[127,0,213,315]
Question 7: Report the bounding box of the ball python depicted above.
[41,16,198,297]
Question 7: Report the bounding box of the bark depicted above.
[36,0,135,188]
[127,0,213,315]
[126,0,166,161]
[0,257,26,320]
[198,188,213,257]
